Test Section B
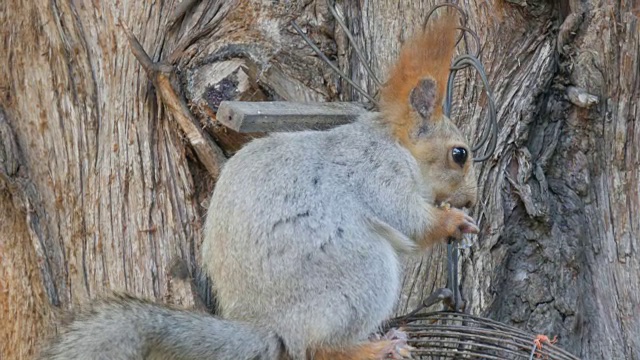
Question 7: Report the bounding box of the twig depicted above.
[120,20,226,179]
[168,0,201,27]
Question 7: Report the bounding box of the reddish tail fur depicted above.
[379,12,458,143]
[312,340,404,360]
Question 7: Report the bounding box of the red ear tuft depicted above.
[379,12,458,143]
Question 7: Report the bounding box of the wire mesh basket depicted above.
[388,311,581,360]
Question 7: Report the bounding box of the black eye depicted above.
[452,147,468,167]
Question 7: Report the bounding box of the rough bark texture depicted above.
[1,110,55,359]
[0,0,638,359]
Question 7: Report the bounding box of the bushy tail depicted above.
[39,294,284,360]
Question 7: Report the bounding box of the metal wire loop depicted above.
[444,54,497,161]
[424,3,469,46]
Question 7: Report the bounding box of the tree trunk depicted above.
[1,1,637,359]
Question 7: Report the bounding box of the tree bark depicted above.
[1,0,638,359]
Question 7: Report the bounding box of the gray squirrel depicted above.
[40,12,479,360]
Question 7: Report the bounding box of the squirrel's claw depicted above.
[384,339,414,359]
[382,328,409,341]
[460,213,480,234]
[445,208,479,239]
[379,328,414,359]
[374,339,413,359]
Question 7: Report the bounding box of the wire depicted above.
[290,21,378,105]
[444,54,497,162]
[326,0,383,88]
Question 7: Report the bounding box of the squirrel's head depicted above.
[405,78,477,209]
[379,14,477,209]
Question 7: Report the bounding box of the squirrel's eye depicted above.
[452,147,468,167]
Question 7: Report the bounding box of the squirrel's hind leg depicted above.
[310,337,413,360]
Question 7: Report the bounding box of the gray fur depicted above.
[202,114,442,359]
[40,294,283,360]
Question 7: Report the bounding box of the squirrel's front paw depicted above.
[443,208,479,239]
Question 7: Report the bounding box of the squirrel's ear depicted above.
[409,78,438,136]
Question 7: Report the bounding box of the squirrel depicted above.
[39,11,479,360]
